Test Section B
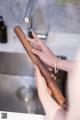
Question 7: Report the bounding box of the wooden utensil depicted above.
[14,26,68,110]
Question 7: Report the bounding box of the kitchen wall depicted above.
[0,0,80,60]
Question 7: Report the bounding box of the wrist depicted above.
[54,57,61,74]
[51,56,59,68]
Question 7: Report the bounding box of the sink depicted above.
[0,52,34,76]
[0,52,44,114]
[0,52,67,114]
[0,74,44,114]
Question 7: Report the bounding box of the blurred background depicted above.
[0,0,79,57]
[0,0,80,114]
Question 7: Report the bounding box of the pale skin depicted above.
[27,31,74,72]
[34,65,66,120]
[34,51,80,120]
[27,32,79,120]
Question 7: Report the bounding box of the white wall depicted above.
[0,29,80,60]
[0,28,26,53]
[47,32,80,60]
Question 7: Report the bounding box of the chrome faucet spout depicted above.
[24,0,37,24]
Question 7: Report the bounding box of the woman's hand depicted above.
[34,65,66,120]
[28,32,57,67]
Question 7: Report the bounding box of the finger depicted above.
[47,67,53,71]
[32,31,46,49]
[35,66,47,89]
[32,31,39,40]
[31,48,42,57]
[32,31,42,45]
[34,65,52,96]
[26,36,41,50]
[27,33,42,48]
[47,87,52,95]
[26,35,38,45]
[29,39,40,48]
[27,31,47,52]
[26,36,33,42]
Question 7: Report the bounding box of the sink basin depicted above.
[0,74,44,114]
[0,52,67,114]
[0,52,44,114]
[0,52,34,76]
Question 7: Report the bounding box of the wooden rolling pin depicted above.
[14,26,68,110]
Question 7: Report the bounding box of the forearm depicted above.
[46,108,66,120]
[53,109,67,120]
[51,57,74,72]
[57,59,74,72]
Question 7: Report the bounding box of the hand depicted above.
[34,65,66,120]
[34,50,80,120]
[28,32,57,67]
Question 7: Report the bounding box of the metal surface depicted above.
[0,74,44,114]
[0,52,67,113]
[0,52,34,76]
[24,0,37,23]
[0,52,44,114]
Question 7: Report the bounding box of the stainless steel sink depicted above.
[0,52,67,114]
[0,52,44,114]
[0,52,34,76]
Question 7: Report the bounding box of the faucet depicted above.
[24,0,49,40]
[24,0,37,28]
[24,0,37,38]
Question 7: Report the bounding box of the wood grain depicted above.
[14,26,68,110]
